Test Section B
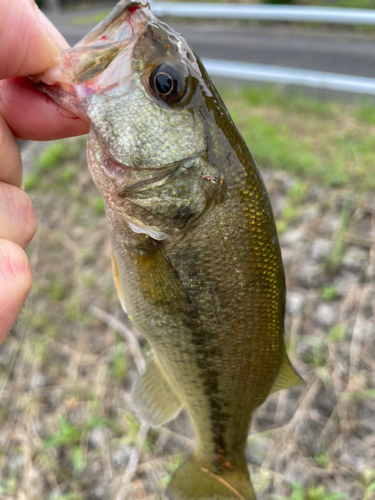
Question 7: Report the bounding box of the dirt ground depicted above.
[0,135,374,500]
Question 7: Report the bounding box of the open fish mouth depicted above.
[36,0,152,110]
[35,0,207,236]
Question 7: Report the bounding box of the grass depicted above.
[328,324,347,343]
[8,84,375,498]
[24,88,375,196]
[220,85,375,190]
[324,200,352,271]
[261,0,375,7]
[320,285,337,301]
[36,141,67,172]
[334,0,375,8]
[24,138,86,193]
[153,0,375,5]
[270,483,347,500]
[72,11,110,25]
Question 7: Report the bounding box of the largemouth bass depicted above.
[38,1,303,498]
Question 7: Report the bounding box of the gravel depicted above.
[1,138,373,499]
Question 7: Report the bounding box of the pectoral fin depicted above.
[269,352,304,396]
[111,250,127,313]
[131,353,183,427]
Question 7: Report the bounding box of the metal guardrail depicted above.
[152,2,375,25]
[203,59,375,96]
[149,2,375,95]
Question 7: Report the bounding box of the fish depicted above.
[37,1,303,498]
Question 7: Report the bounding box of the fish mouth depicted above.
[77,0,150,49]
[35,0,153,113]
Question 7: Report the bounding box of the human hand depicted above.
[0,0,89,342]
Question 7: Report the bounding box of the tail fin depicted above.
[166,454,256,500]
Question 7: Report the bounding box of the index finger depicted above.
[0,0,68,80]
[0,0,89,186]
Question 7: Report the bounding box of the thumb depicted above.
[0,240,32,343]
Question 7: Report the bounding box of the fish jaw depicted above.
[36,0,209,240]
[36,0,152,118]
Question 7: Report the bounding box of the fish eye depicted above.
[150,63,186,104]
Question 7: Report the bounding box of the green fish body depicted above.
[39,2,303,498]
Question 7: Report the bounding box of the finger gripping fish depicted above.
[38,2,303,498]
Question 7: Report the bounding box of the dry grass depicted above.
[1,88,375,499]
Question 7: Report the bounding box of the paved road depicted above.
[45,7,375,79]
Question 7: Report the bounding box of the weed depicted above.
[36,141,67,173]
[281,203,299,221]
[72,11,110,25]
[328,324,346,343]
[93,197,105,215]
[21,308,50,332]
[324,201,351,272]
[363,485,375,500]
[277,220,288,234]
[247,434,269,465]
[316,366,332,389]
[60,165,77,184]
[0,477,17,495]
[165,454,184,474]
[41,416,110,474]
[308,485,346,500]
[221,86,375,189]
[335,0,375,8]
[339,390,375,402]
[253,469,273,494]
[23,173,39,191]
[315,453,329,468]
[80,271,97,288]
[109,347,127,382]
[50,494,83,500]
[64,299,82,321]
[287,180,309,204]
[123,413,141,444]
[298,335,327,367]
[320,286,337,301]
[159,454,184,487]
[49,276,65,301]
[357,470,375,500]
[72,446,84,472]
[42,418,82,450]
[241,116,318,179]
[270,482,346,500]
[356,102,375,125]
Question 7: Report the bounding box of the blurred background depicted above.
[2,1,375,499]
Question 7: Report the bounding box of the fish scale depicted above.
[37,1,303,498]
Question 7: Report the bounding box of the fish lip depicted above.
[35,0,153,102]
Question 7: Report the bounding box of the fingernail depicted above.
[0,241,32,342]
[0,242,31,283]
[36,8,70,54]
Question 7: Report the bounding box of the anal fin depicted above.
[269,352,304,396]
[131,352,183,427]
